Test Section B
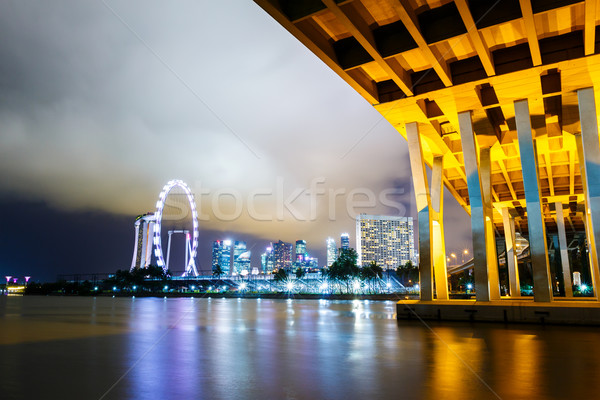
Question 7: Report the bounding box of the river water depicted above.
[0,296,599,399]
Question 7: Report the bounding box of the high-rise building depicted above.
[273,240,293,271]
[295,240,307,263]
[356,214,414,269]
[261,246,275,274]
[232,241,251,274]
[341,233,350,250]
[326,237,337,267]
[212,239,232,274]
[130,213,156,271]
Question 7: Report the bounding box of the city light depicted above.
[581,284,589,293]
[239,282,247,290]
[191,285,195,290]
[113,286,117,291]
[164,285,169,291]
[132,286,137,290]
[286,281,294,291]
[467,283,473,290]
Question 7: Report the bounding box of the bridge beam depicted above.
[406,122,434,301]
[502,207,521,297]
[458,111,500,301]
[514,99,553,302]
[431,155,448,300]
[577,87,600,298]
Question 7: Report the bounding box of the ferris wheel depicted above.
[153,180,199,277]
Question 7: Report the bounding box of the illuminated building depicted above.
[273,240,293,271]
[130,213,156,271]
[233,241,251,274]
[295,240,307,263]
[255,0,600,303]
[356,214,414,269]
[261,246,275,273]
[326,237,337,267]
[341,233,350,250]
[212,240,232,274]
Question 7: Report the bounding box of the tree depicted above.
[361,261,383,293]
[328,248,360,293]
[295,267,305,279]
[273,268,288,282]
[213,264,224,279]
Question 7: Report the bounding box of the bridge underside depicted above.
[256,0,600,303]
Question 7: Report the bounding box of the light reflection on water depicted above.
[1,296,600,399]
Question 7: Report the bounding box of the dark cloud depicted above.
[0,1,471,279]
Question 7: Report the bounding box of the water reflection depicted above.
[1,296,600,399]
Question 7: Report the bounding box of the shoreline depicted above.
[25,292,421,301]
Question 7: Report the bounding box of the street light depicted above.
[450,253,457,266]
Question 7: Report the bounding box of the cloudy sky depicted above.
[0,0,471,281]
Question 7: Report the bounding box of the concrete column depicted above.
[480,148,501,299]
[502,208,521,297]
[577,87,600,297]
[406,122,434,301]
[514,99,553,302]
[431,155,449,300]
[576,134,600,296]
[458,111,499,301]
[555,203,573,297]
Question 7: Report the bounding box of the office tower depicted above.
[326,237,337,267]
[233,241,250,274]
[212,239,232,274]
[295,240,307,263]
[273,240,293,271]
[356,214,414,269]
[261,246,275,274]
[341,233,350,249]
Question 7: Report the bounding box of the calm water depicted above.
[1,296,599,400]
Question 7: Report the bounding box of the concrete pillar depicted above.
[458,111,500,301]
[502,208,521,297]
[480,148,501,299]
[431,155,449,300]
[576,134,600,296]
[577,87,600,297]
[406,122,434,301]
[514,99,553,302]
[555,203,573,297]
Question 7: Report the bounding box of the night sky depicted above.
[0,1,472,282]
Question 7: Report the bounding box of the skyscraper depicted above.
[326,237,337,267]
[232,241,251,274]
[356,214,414,269]
[212,240,232,274]
[261,246,275,274]
[295,240,307,263]
[341,233,350,250]
[273,240,293,271]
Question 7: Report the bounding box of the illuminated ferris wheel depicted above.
[153,180,199,277]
